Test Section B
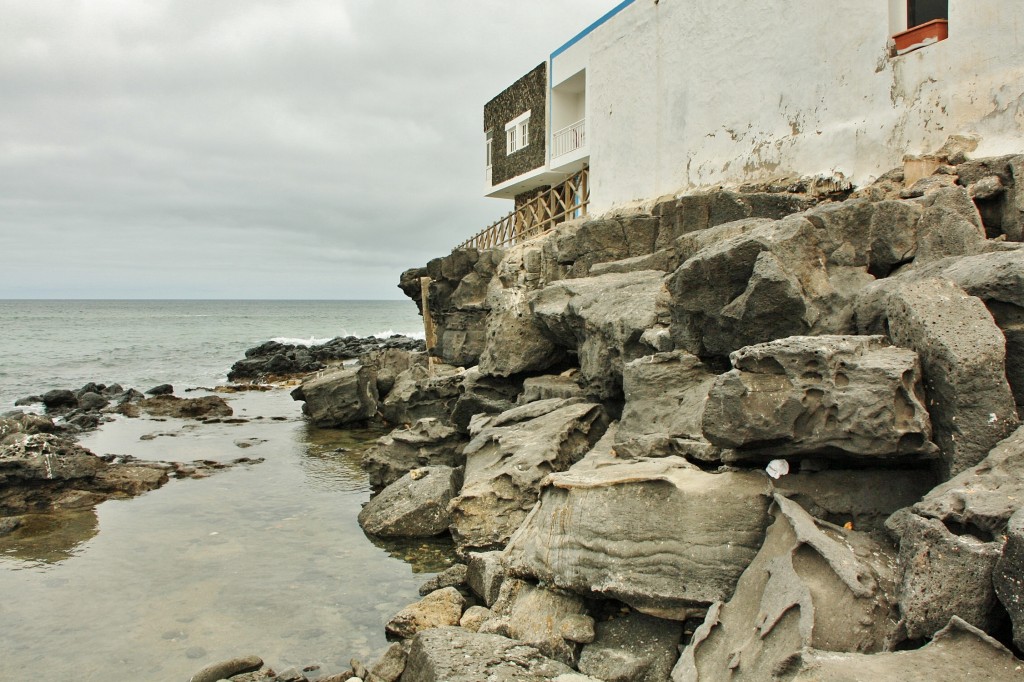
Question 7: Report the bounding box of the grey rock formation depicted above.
[449,400,608,552]
[477,288,566,378]
[357,465,461,538]
[400,627,594,682]
[615,351,719,461]
[384,586,465,640]
[553,214,661,278]
[467,550,506,607]
[360,347,426,397]
[290,367,377,428]
[361,418,466,492]
[880,277,1019,476]
[519,374,584,404]
[379,364,463,427]
[674,496,899,682]
[787,617,1024,681]
[479,578,591,665]
[578,611,683,682]
[995,507,1024,651]
[703,335,935,460]
[886,425,1024,640]
[504,456,772,618]
[531,270,671,398]
[187,655,263,682]
[449,367,522,433]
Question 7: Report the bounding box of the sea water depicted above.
[0,299,448,681]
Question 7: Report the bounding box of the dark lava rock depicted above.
[227,334,425,381]
[145,383,174,396]
[41,389,77,410]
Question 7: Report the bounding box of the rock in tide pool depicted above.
[290,366,377,428]
[703,335,935,460]
[673,495,899,681]
[188,654,263,682]
[357,465,461,538]
[503,456,771,618]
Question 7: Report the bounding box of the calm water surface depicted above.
[0,301,449,681]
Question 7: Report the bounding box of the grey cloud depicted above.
[0,0,603,299]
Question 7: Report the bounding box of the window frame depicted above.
[504,110,531,155]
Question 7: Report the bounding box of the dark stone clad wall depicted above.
[484,62,547,187]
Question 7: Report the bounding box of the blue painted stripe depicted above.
[550,0,637,60]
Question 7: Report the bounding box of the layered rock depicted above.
[703,335,935,460]
[504,456,772,619]
[449,399,609,552]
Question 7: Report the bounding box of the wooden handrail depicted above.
[456,168,589,251]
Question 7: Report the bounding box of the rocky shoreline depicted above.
[247,150,1024,680]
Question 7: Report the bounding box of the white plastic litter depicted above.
[766,459,790,479]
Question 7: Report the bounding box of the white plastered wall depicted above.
[569,0,1024,213]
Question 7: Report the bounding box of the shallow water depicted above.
[0,390,453,680]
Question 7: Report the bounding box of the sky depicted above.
[0,0,609,299]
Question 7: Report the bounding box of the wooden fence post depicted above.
[419,276,436,375]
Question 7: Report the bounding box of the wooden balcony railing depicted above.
[456,167,589,251]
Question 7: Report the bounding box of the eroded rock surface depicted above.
[362,418,466,492]
[357,465,461,538]
[449,400,608,552]
[673,495,899,681]
[290,367,377,428]
[703,335,934,460]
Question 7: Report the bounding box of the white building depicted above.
[484,0,1024,217]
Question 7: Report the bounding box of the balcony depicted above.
[552,118,586,160]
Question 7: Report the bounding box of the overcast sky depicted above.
[0,0,609,299]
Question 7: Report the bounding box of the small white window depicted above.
[505,110,531,155]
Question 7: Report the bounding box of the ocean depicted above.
[0,299,426,409]
[0,299,447,681]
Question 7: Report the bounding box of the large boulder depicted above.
[885,425,1024,640]
[957,153,1024,241]
[552,214,661,278]
[290,367,377,427]
[379,364,463,427]
[578,611,683,682]
[874,277,1019,476]
[357,465,461,538]
[673,495,899,681]
[477,288,566,378]
[787,617,1024,681]
[360,347,426,397]
[449,399,609,552]
[615,351,720,461]
[702,335,935,460]
[400,627,596,682]
[995,507,1024,651]
[361,418,466,492]
[531,270,672,399]
[503,456,772,619]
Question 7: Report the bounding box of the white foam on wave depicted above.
[374,329,425,341]
[271,336,334,347]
